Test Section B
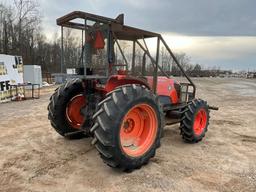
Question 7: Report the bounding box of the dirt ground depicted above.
[0,78,255,192]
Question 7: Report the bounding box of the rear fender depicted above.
[104,75,151,93]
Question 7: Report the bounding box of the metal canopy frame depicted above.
[57,11,158,40]
[57,11,196,96]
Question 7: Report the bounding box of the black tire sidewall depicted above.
[49,80,85,136]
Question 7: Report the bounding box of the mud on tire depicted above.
[91,84,164,171]
[48,79,87,139]
[180,99,210,143]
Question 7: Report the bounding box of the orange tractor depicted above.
[48,11,218,171]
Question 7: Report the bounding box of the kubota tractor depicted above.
[48,11,218,171]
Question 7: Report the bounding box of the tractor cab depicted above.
[56,11,196,107]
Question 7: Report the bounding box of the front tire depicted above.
[91,84,164,171]
[180,99,210,143]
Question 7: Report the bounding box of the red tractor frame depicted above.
[48,11,218,171]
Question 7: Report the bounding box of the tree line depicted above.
[0,0,213,77]
[0,0,82,74]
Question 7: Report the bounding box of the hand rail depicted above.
[159,35,196,97]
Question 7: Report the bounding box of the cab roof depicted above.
[56,11,160,40]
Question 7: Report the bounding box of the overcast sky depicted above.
[5,0,256,71]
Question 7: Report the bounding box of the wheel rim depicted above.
[66,94,86,129]
[120,104,158,157]
[193,108,207,136]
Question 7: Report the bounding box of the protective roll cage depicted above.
[56,11,196,100]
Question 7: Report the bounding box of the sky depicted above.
[4,0,256,71]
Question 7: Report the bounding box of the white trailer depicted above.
[23,65,42,87]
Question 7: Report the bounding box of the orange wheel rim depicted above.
[193,108,207,136]
[120,104,158,157]
[66,94,86,129]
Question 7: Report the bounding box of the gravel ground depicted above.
[0,78,255,192]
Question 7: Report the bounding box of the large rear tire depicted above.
[180,99,210,143]
[91,84,164,171]
[48,79,87,139]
